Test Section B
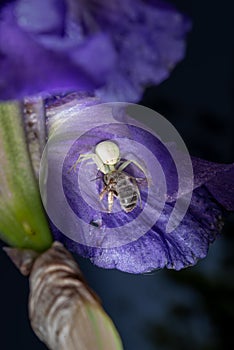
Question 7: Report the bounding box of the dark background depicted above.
[1,1,234,349]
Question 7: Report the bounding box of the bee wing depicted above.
[129,176,148,187]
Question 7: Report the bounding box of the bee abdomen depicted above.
[104,170,140,213]
[118,183,138,212]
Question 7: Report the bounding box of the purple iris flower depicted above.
[0,0,190,101]
[42,99,234,274]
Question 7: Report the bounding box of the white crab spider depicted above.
[70,140,147,212]
[70,140,147,176]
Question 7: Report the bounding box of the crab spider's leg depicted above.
[68,153,95,173]
[69,153,109,174]
[117,160,147,178]
[91,154,110,173]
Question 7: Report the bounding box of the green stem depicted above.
[0,102,52,251]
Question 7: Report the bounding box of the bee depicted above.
[99,170,142,213]
[70,140,147,213]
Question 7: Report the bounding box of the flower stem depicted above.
[0,101,52,251]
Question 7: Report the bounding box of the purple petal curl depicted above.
[0,2,115,100]
[0,0,190,101]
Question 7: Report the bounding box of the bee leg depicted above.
[99,187,114,213]
[99,186,108,201]
[107,191,114,213]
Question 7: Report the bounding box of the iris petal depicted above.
[0,0,190,101]
[43,100,233,274]
[52,184,225,273]
[0,5,102,100]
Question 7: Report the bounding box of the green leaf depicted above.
[0,102,52,251]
